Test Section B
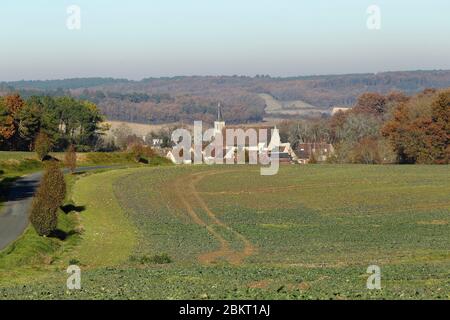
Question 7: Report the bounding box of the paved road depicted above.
[0,166,120,251]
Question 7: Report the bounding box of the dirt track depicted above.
[172,170,256,265]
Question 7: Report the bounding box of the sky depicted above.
[1,0,450,81]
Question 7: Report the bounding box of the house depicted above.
[269,147,294,165]
[151,138,164,147]
[294,143,334,164]
[331,107,352,115]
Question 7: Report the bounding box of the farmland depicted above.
[258,93,325,119]
[0,165,449,299]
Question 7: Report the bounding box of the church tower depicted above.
[214,102,225,135]
[268,126,281,150]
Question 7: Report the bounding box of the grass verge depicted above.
[0,174,81,286]
[0,167,139,286]
[65,169,137,268]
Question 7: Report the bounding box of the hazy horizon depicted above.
[3,68,450,83]
[2,0,450,81]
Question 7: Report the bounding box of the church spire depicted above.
[214,102,225,135]
[217,102,224,122]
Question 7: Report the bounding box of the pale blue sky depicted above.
[1,0,449,81]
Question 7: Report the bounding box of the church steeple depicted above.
[214,102,225,135]
[217,102,224,122]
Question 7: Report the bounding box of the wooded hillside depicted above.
[2,70,450,124]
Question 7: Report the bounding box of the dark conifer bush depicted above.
[29,162,66,236]
[30,195,58,236]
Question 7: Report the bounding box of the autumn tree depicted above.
[382,89,450,164]
[328,110,349,144]
[0,94,24,149]
[326,92,397,164]
[129,143,155,163]
[353,92,387,116]
[350,137,381,164]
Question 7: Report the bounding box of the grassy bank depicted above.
[0,174,81,286]
[66,169,137,268]
[0,167,139,287]
[0,159,43,208]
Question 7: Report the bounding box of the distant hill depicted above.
[1,78,130,90]
[2,70,450,124]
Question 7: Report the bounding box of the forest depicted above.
[278,88,449,164]
[2,70,450,124]
[0,94,106,152]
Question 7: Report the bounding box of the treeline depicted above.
[78,90,174,104]
[0,94,106,152]
[279,89,450,164]
[3,71,450,124]
[97,95,264,124]
[0,77,130,91]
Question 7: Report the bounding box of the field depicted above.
[105,120,183,137]
[258,93,326,118]
[0,165,449,299]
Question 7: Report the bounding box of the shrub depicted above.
[30,162,66,236]
[149,253,173,264]
[64,145,77,173]
[129,143,155,163]
[0,159,42,173]
[29,195,58,236]
[34,132,53,161]
[39,161,66,208]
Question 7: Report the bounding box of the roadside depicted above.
[0,153,171,286]
[0,166,128,251]
[0,151,170,207]
[0,167,137,286]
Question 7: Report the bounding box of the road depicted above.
[0,166,120,251]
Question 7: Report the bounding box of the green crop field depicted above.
[1,165,449,299]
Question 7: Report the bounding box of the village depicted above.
[164,104,335,165]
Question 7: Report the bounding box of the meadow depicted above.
[0,165,449,299]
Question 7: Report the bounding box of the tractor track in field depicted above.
[172,170,256,265]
